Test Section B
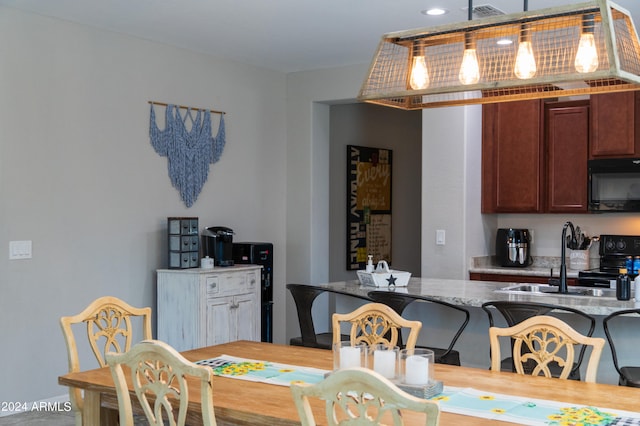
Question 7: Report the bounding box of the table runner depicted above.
[196,355,329,386]
[197,355,640,426]
[432,387,640,426]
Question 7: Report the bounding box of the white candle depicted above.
[340,346,361,369]
[374,349,396,379]
[405,355,429,385]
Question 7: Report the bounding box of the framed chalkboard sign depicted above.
[346,145,392,270]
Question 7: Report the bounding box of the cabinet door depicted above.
[234,292,258,342]
[206,293,258,345]
[482,100,543,213]
[545,102,589,213]
[590,92,638,158]
[206,296,233,346]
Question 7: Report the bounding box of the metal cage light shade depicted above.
[358,0,640,110]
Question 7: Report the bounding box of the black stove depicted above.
[578,234,640,287]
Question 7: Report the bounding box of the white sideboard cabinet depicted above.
[157,265,262,351]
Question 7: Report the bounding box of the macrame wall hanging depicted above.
[149,101,226,207]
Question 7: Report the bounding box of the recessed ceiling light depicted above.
[496,39,513,45]
[421,8,449,16]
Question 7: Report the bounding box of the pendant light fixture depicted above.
[358,0,640,110]
[575,14,599,73]
[409,40,429,90]
[514,0,537,79]
[459,1,481,85]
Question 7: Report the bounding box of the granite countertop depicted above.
[467,255,600,278]
[316,278,633,316]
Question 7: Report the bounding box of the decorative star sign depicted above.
[386,275,397,286]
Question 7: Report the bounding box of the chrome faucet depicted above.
[559,221,577,294]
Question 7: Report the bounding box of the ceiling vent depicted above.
[463,4,505,18]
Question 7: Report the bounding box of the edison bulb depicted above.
[459,48,480,85]
[409,55,429,90]
[514,41,536,79]
[575,32,598,73]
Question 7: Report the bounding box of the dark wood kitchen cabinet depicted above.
[590,91,640,158]
[482,99,589,213]
[545,101,589,213]
[482,100,543,213]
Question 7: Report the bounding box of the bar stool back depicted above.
[603,308,640,387]
[368,291,470,365]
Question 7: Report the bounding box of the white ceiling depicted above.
[1,0,639,73]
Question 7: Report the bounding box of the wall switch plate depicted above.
[436,230,446,245]
[9,240,32,260]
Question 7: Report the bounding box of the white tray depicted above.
[357,270,411,287]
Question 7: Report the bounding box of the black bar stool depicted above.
[367,291,470,365]
[603,308,640,387]
[287,283,369,349]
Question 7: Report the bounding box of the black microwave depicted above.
[588,158,640,212]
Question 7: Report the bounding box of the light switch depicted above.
[9,240,32,260]
[436,230,446,245]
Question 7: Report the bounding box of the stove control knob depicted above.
[605,239,616,251]
[616,240,627,251]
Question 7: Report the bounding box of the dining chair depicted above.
[332,302,422,350]
[481,301,595,380]
[287,283,370,349]
[290,367,440,426]
[60,296,152,426]
[106,339,217,426]
[489,315,605,382]
[603,308,640,387]
[367,291,470,365]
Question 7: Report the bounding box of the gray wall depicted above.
[329,103,422,282]
[1,7,287,404]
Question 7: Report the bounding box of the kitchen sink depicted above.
[495,283,617,298]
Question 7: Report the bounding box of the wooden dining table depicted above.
[59,340,640,425]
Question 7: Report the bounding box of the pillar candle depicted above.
[340,346,361,369]
[374,349,396,378]
[405,355,429,385]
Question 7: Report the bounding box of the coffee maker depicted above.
[202,226,235,266]
[496,228,532,267]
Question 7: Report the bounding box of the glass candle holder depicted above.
[371,344,399,379]
[333,341,368,371]
[400,348,434,386]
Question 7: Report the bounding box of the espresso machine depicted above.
[496,228,532,267]
[201,226,235,266]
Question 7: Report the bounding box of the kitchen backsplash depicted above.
[471,255,601,270]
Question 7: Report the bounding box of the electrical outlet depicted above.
[9,240,32,260]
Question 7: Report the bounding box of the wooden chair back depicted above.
[482,301,596,379]
[106,340,217,426]
[332,302,422,350]
[290,367,440,426]
[489,315,605,382]
[60,296,152,425]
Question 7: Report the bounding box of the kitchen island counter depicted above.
[314,277,632,316]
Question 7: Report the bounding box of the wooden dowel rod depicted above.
[148,101,225,115]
